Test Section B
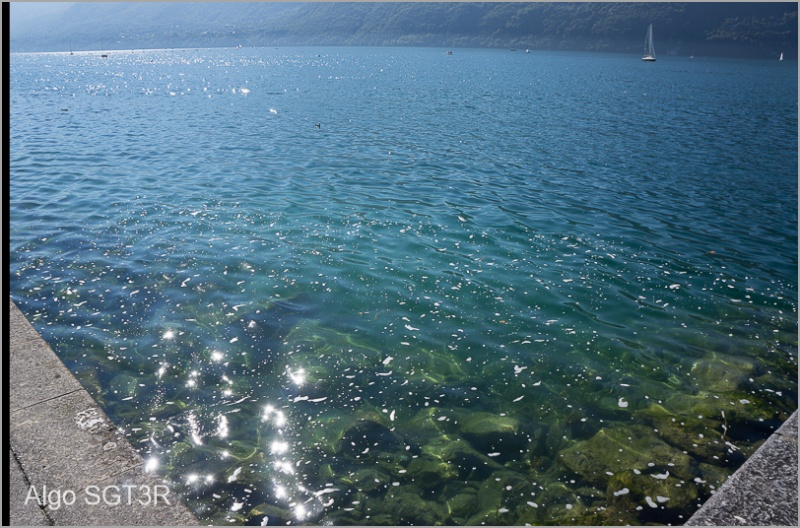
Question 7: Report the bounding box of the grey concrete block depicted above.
[9,450,52,526]
[9,300,84,412]
[11,390,142,486]
[9,300,199,526]
[686,410,798,526]
[43,470,199,526]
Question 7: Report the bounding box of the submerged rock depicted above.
[107,373,138,399]
[384,485,448,525]
[340,467,392,493]
[338,419,404,458]
[421,435,503,480]
[457,411,528,460]
[560,425,694,483]
[407,454,459,489]
[394,406,452,450]
[689,355,754,394]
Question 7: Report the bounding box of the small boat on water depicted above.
[642,23,656,62]
[779,52,784,61]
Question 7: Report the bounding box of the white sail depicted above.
[642,24,656,62]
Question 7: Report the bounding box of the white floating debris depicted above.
[231,501,244,512]
[513,396,524,402]
[645,496,658,508]
[458,216,467,222]
[651,471,669,480]
[390,410,396,422]
[313,488,340,497]
[618,398,629,408]
[382,356,393,365]
[404,324,419,331]
[527,501,539,508]
[668,284,680,290]
[656,496,670,503]
[488,452,501,457]
[228,467,242,483]
[613,488,630,496]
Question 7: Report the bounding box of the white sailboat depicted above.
[642,23,656,62]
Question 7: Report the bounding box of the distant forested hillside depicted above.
[9,2,798,58]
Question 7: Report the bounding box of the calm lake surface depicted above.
[9,47,798,525]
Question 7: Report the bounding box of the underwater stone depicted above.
[342,467,392,493]
[421,435,502,480]
[394,406,451,450]
[442,482,479,519]
[560,425,695,484]
[107,373,139,399]
[407,454,459,489]
[457,411,527,460]
[384,485,448,525]
[477,470,536,512]
[245,502,293,525]
[338,419,404,457]
[689,357,753,393]
[605,469,700,523]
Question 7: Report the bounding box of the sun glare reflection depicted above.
[144,457,159,473]
[270,440,289,454]
[287,367,306,386]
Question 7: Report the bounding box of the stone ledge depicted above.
[8,299,199,526]
[685,410,798,526]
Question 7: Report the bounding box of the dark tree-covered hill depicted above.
[8,2,798,59]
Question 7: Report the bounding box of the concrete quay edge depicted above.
[8,299,200,526]
[685,409,798,526]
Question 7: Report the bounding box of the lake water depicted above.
[9,47,798,525]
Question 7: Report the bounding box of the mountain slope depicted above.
[8,2,797,58]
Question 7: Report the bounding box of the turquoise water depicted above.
[9,47,798,525]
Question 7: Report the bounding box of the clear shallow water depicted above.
[9,47,798,525]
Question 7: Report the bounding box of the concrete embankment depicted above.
[685,409,798,526]
[8,299,198,526]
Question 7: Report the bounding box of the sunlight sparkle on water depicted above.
[270,440,289,455]
[144,457,159,473]
[287,367,306,386]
